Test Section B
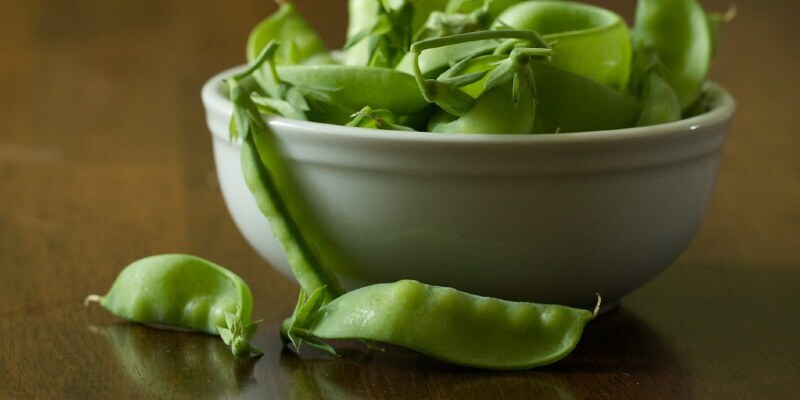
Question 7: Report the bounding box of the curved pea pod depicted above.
[247,2,334,97]
[429,81,535,134]
[247,2,332,66]
[495,0,631,91]
[85,254,261,357]
[530,60,641,133]
[636,72,682,126]
[426,50,542,134]
[286,280,599,370]
[634,0,712,111]
[276,65,429,115]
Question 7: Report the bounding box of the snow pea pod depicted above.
[229,74,345,303]
[85,254,261,357]
[634,0,712,110]
[247,2,334,93]
[530,60,641,133]
[636,72,681,126]
[276,65,429,116]
[287,280,599,370]
[494,0,631,91]
[426,52,542,134]
[246,2,332,66]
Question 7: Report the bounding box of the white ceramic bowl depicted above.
[202,66,735,310]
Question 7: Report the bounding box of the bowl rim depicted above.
[202,65,736,145]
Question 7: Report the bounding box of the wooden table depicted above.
[1,1,798,398]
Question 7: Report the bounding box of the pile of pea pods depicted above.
[239,0,726,134]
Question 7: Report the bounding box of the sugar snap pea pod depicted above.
[228,73,345,303]
[275,65,429,115]
[636,72,681,126]
[85,254,262,357]
[286,281,600,370]
[530,60,641,133]
[494,0,631,91]
[342,0,416,67]
[426,49,550,134]
[629,37,681,126]
[246,2,334,95]
[634,0,713,111]
[247,1,332,66]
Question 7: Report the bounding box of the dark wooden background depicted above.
[1,1,798,399]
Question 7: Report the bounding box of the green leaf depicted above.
[302,338,339,356]
[483,58,515,92]
[218,327,234,345]
[346,107,415,131]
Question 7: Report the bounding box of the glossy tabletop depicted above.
[1,1,798,399]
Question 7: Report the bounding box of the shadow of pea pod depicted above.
[273,307,689,399]
[550,307,692,399]
[89,323,258,398]
[278,341,580,400]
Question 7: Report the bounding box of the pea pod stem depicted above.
[411,29,550,113]
[410,29,548,54]
[234,40,281,82]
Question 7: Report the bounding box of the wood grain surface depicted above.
[1,1,798,399]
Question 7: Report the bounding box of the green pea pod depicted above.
[276,65,429,115]
[247,2,334,94]
[231,78,345,303]
[343,0,436,67]
[247,2,332,66]
[287,281,599,370]
[427,51,538,134]
[494,0,632,91]
[429,81,535,134]
[530,61,641,133]
[85,254,262,357]
[634,0,712,111]
[636,72,682,126]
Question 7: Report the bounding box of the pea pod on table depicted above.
[85,254,262,357]
[286,280,600,370]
